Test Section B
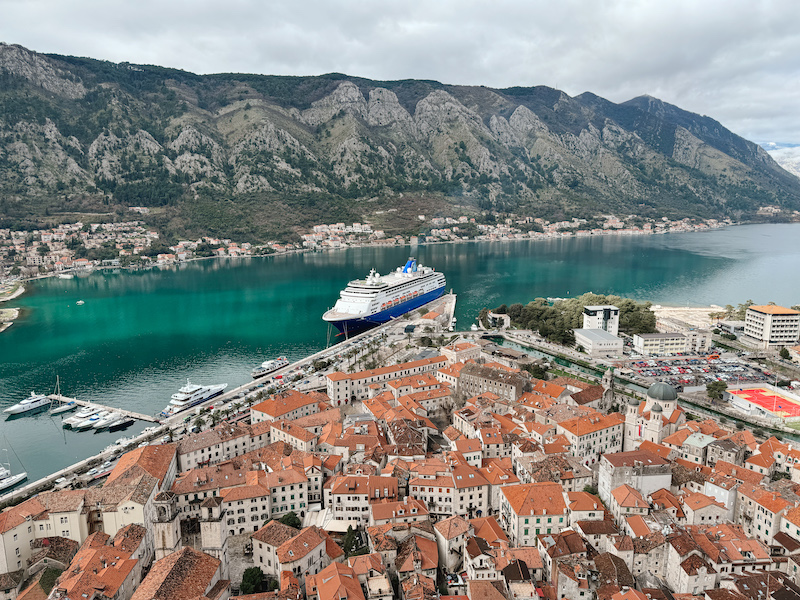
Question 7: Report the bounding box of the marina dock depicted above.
[47,395,161,423]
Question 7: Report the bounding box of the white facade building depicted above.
[582,305,620,336]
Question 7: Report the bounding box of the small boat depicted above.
[51,401,77,415]
[0,448,27,491]
[49,376,77,415]
[57,273,74,279]
[0,470,27,491]
[4,392,50,415]
[76,300,85,306]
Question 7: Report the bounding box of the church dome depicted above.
[651,402,663,413]
[647,382,678,402]
[627,396,640,407]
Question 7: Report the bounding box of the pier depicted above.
[47,395,161,423]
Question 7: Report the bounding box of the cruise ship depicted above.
[251,356,289,379]
[159,381,227,418]
[4,392,50,416]
[323,258,446,336]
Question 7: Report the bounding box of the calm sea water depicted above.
[1,223,799,482]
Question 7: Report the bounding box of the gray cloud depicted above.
[1,0,798,142]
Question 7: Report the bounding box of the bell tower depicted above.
[200,496,229,580]
[153,491,181,561]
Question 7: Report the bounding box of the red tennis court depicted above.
[729,388,800,418]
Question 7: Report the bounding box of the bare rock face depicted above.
[300,82,368,126]
[508,106,549,138]
[0,43,86,99]
[414,90,490,138]
[672,127,705,169]
[367,88,417,136]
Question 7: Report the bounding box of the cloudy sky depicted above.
[2,0,799,143]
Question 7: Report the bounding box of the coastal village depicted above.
[2,300,800,600]
[0,213,728,282]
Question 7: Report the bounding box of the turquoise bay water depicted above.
[1,223,799,482]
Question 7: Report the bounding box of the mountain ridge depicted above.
[1,42,798,241]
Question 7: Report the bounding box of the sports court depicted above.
[728,387,800,418]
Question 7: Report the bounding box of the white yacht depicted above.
[0,463,26,491]
[75,411,110,431]
[4,392,50,415]
[63,405,101,428]
[159,381,227,417]
[251,356,289,379]
[93,412,122,430]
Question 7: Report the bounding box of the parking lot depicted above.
[623,355,775,391]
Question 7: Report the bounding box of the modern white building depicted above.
[582,305,620,336]
[743,305,800,349]
[573,328,624,357]
[633,332,687,356]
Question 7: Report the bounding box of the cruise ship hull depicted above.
[326,285,445,336]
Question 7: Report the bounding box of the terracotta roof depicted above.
[576,520,619,535]
[469,516,508,546]
[566,491,603,512]
[130,547,221,600]
[682,492,725,512]
[395,535,438,572]
[107,444,176,487]
[713,460,765,485]
[252,390,325,419]
[305,562,364,600]
[346,552,384,577]
[611,484,648,509]
[455,439,482,454]
[371,497,428,521]
[467,580,507,600]
[602,450,667,467]
[252,520,300,546]
[637,441,673,459]
[277,526,329,563]
[434,515,472,540]
[680,553,715,575]
[501,482,567,516]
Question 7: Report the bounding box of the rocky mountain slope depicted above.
[1,42,798,240]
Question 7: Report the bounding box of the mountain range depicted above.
[1,42,799,241]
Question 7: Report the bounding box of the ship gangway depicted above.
[47,395,161,424]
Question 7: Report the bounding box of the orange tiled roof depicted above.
[748,305,800,315]
[500,482,566,516]
[107,444,176,487]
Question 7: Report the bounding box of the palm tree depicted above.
[193,416,205,431]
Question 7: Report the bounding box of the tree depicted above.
[342,525,357,556]
[780,347,791,360]
[706,381,727,401]
[279,511,301,529]
[240,567,264,595]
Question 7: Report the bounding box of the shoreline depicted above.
[0,283,25,303]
